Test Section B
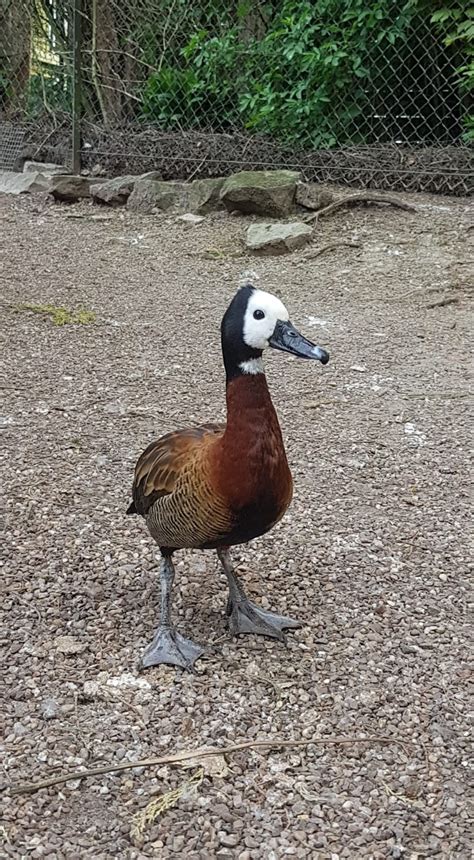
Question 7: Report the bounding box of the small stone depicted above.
[219,833,240,847]
[176,213,205,225]
[40,698,59,720]
[55,635,87,655]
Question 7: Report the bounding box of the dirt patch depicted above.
[1,187,472,858]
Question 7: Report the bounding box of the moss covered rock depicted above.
[220,170,301,217]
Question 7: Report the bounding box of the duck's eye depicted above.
[253,309,265,320]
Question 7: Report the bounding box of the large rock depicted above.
[296,182,334,211]
[245,221,312,255]
[0,170,51,195]
[127,179,187,213]
[23,160,66,175]
[187,178,225,214]
[220,170,301,217]
[49,174,98,201]
[91,175,136,205]
[127,176,225,214]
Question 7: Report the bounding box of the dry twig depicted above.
[426,295,460,309]
[303,241,361,261]
[5,736,408,796]
[304,193,416,223]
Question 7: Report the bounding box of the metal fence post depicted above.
[72,0,82,174]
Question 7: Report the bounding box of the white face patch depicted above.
[242,289,289,351]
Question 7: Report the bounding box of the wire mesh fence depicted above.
[1,0,473,194]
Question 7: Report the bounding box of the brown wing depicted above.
[129,423,224,517]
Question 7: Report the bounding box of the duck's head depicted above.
[221,281,329,379]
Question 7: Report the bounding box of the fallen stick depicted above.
[5,735,408,796]
[304,193,416,223]
[303,241,361,261]
[426,295,460,309]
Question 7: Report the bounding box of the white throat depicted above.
[239,357,264,375]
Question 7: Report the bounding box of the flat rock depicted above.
[91,175,136,205]
[245,221,312,255]
[0,170,51,195]
[296,182,334,211]
[220,170,301,217]
[23,160,66,175]
[176,213,205,225]
[49,175,98,202]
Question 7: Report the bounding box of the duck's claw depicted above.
[140,627,205,671]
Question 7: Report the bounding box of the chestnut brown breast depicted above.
[129,375,292,551]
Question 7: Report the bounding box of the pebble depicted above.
[40,698,59,720]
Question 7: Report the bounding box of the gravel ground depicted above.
[1,188,472,859]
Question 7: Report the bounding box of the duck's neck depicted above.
[214,362,291,513]
[223,364,284,448]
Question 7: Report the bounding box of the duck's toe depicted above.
[140,627,205,671]
[227,598,301,642]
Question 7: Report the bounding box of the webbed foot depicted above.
[140,627,205,670]
[227,596,301,641]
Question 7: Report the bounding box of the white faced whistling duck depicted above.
[127,276,329,670]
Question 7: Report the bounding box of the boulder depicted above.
[127,176,225,214]
[220,170,301,217]
[91,175,136,205]
[23,160,66,175]
[127,179,187,213]
[245,221,313,255]
[187,177,225,214]
[49,174,98,202]
[0,170,51,195]
[296,182,334,211]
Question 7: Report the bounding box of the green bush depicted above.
[429,3,474,142]
[139,0,470,147]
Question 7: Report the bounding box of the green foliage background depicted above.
[2,0,472,146]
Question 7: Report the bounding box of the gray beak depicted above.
[269,320,329,364]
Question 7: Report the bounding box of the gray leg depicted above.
[217,548,301,642]
[140,554,205,671]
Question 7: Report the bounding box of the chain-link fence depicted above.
[1,1,473,193]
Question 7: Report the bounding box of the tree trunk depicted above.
[0,0,31,118]
[92,0,122,127]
